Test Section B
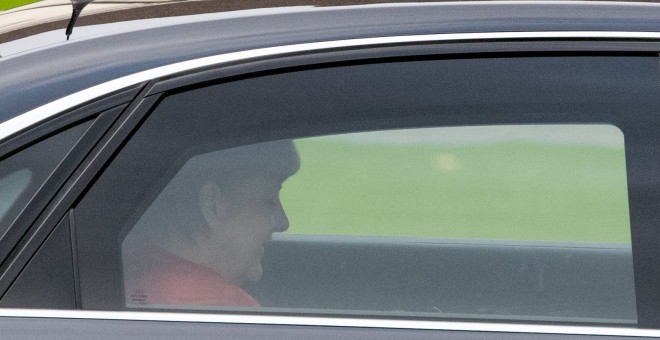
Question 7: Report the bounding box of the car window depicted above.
[74,55,659,325]
[119,124,634,322]
[0,122,90,236]
[0,170,32,220]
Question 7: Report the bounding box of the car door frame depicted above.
[2,33,660,337]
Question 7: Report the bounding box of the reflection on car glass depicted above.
[282,124,630,243]
[0,121,90,236]
[0,170,32,220]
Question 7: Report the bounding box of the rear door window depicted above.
[74,54,660,325]
[120,124,634,322]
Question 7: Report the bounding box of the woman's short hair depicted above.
[123,140,299,247]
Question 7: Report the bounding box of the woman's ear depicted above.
[199,181,228,225]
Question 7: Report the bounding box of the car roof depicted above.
[2,1,660,124]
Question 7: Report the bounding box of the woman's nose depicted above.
[273,200,289,232]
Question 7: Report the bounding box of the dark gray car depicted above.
[1,1,660,338]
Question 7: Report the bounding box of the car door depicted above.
[1,35,660,339]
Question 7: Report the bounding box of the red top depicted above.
[124,246,259,307]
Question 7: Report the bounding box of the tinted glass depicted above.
[0,170,32,220]
[120,125,634,322]
[75,56,660,325]
[0,122,90,236]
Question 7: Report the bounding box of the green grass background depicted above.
[281,139,631,243]
[0,0,40,11]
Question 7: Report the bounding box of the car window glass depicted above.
[0,122,90,235]
[0,170,32,220]
[119,124,634,323]
[74,55,659,325]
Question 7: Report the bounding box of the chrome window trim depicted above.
[2,31,660,141]
[0,309,657,337]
